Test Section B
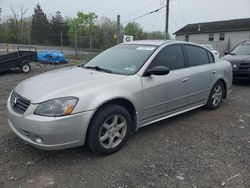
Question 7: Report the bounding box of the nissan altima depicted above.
[7,40,232,155]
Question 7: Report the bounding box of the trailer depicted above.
[0,46,37,73]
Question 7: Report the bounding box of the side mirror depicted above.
[224,51,229,55]
[145,66,170,76]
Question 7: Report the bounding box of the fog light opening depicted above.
[34,137,43,144]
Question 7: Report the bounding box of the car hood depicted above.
[222,55,250,64]
[14,67,126,103]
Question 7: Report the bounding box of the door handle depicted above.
[212,70,217,74]
[182,78,189,83]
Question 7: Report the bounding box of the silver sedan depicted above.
[7,40,232,155]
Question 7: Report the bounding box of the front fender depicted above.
[73,75,143,118]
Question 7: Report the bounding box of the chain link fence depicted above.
[0,31,118,56]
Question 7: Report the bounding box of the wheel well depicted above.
[91,98,137,132]
[217,79,227,98]
[20,60,30,66]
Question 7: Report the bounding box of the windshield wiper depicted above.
[84,66,113,73]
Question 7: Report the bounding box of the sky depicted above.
[1,0,250,35]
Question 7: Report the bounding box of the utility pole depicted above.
[165,0,170,40]
[117,15,120,44]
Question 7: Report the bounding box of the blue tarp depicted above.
[37,51,68,64]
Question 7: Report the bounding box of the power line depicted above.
[114,0,134,12]
[177,0,186,24]
[122,5,166,24]
[169,11,178,30]
[151,9,160,32]
[122,0,158,20]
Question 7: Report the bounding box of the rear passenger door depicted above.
[183,44,217,104]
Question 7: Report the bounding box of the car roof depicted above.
[120,40,210,48]
[121,40,174,46]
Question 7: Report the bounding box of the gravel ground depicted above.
[0,64,249,188]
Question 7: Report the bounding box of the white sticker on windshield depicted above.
[136,47,155,51]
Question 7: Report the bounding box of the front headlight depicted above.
[34,97,78,117]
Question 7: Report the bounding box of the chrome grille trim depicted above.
[10,91,31,114]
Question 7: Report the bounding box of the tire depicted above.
[206,81,224,110]
[20,62,31,73]
[87,104,132,155]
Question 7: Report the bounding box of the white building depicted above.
[174,18,250,55]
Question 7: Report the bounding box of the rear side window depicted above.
[148,45,185,71]
[185,45,210,67]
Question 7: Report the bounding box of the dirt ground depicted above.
[0,63,249,188]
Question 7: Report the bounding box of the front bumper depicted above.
[233,70,250,77]
[7,97,94,150]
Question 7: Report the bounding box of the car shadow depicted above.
[233,78,250,86]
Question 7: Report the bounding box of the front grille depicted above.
[10,91,31,114]
[238,63,250,70]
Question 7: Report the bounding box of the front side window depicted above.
[148,45,185,71]
[209,34,214,41]
[84,44,157,75]
[185,45,210,67]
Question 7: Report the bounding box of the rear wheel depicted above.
[206,81,224,110]
[87,104,132,155]
[20,62,31,73]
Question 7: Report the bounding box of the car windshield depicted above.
[230,44,250,55]
[84,44,157,75]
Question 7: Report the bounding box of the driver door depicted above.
[141,44,193,124]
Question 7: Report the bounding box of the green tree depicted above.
[148,31,165,40]
[9,5,30,43]
[124,22,144,40]
[0,5,31,44]
[50,11,69,45]
[68,12,98,48]
[97,17,117,49]
[30,4,50,44]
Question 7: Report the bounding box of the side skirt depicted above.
[139,104,205,128]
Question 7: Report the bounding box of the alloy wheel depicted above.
[211,85,223,106]
[99,115,127,149]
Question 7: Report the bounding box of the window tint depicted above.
[185,45,210,66]
[148,45,185,71]
[207,51,215,63]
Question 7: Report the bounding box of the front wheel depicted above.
[87,105,132,155]
[206,81,224,110]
